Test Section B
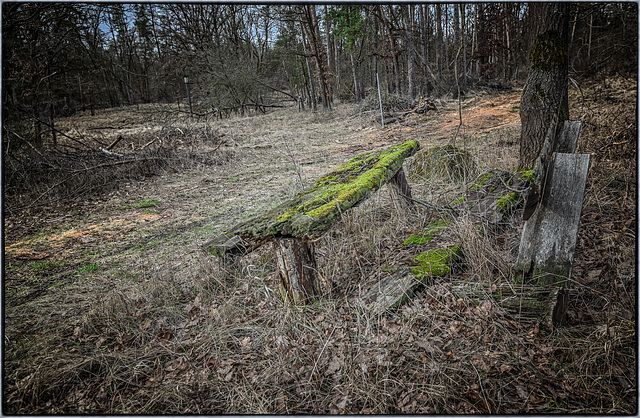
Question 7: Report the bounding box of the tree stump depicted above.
[273,238,320,304]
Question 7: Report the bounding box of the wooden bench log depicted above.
[206,140,420,304]
[228,140,420,241]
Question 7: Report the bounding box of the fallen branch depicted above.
[70,157,165,174]
[99,147,124,157]
[106,135,124,151]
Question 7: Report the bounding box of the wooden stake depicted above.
[387,167,415,214]
[273,238,321,304]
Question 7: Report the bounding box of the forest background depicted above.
[3,3,638,415]
[3,3,637,143]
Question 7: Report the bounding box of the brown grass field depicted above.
[3,75,636,413]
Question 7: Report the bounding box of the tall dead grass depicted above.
[4,79,636,414]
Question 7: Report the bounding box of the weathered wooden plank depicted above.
[358,266,419,315]
[273,238,321,304]
[450,281,567,324]
[554,120,582,154]
[228,140,420,241]
[514,152,590,324]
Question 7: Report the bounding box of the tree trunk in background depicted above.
[436,4,443,81]
[297,11,318,111]
[402,5,417,99]
[420,5,431,97]
[453,4,461,98]
[350,52,361,102]
[305,5,332,109]
[518,3,570,169]
[324,5,335,92]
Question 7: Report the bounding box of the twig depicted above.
[31,115,93,149]
[106,135,123,150]
[70,157,164,174]
[399,193,458,215]
[137,138,158,151]
[99,147,124,157]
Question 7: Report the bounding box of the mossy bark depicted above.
[518,3,569,170]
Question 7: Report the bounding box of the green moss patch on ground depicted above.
[410,244,460,278]
[402,220,451,246]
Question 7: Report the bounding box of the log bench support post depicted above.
[387,167,415,214]
[272,238,321,304]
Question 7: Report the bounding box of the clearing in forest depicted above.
[3,82,636,414]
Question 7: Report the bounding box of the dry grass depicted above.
[3,77,636,414]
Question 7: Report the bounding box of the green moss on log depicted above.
[469,172,494,191]
[518,169,534,182]
[496,192,522,212]
[410,245,460,278]
[229,140,420,240]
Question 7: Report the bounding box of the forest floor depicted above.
[3,76,637,414]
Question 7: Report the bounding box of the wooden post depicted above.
[514,152,590,325]
[554,120,582,154]
[273,238,321,304]
[387,167,415,214]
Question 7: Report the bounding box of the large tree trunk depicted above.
[518,3,570,169]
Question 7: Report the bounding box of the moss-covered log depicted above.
[229,140,420,241]
[359,245,460,315]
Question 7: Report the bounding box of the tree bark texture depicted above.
[518,3,570,169]
[273,238,321,305]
